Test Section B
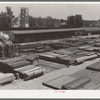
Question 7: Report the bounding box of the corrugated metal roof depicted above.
[11,27,100,35]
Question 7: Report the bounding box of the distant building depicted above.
[20,7,29,28]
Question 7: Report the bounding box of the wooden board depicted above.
[86,62,100,71]
[43,75,75,89]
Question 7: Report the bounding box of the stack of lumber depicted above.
[49,42,70,49]
[94,43,100,47]
[39,60,66,71]
[56,56,74,65]
[54,49,73,55]
[0,55,32,73]
[74,56,86,64]
[19,42,52,53]
[15,65,43,80]
[86,40,95,45]
[86,62,100,71]
[0,44,20,58]
[39,53,56,62]
[43,74,75,89]
[33,45,52,53]
[78,46,91,50]
[19,42,42,50]
[0,73,15,85]
[67,47,78,52]
[39,52,73,65]
[70,69,100,89]
[49,43,63,49]
[62,77,91,90]
[76,51,90,56]
[93,47,100,52]
[84,47,96,51]
[69,42,82,47]
[74,54,99,64]
[94,39,100,43]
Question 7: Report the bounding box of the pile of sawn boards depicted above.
[39,52,75,65]
[0,73,15,85]
[19,42,52,53]
[39,49,99,65]
[43,62,100,90]
[0,55,44,80]
[15,65,43,80]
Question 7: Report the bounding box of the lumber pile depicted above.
[84,47,97,51]
[86,62,100,71]
[94,39,100,43]
[0,55,32,74]
[43,75,75,89]
[39,59,66,71]
[54,49,73,55]
[39,52,73,65]
[78,46,91,50]
[70,69,100,89]
[62,77,91,90]
[15,65,43,80]
[0,73,15,85]
[33,45,52,53]
[74,54,99,64]
[19,42,52,53]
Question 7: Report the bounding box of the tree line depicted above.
[0,6,90,30]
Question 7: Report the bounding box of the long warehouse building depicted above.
[4,27,100,43]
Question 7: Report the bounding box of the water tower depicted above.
[20,7,29,28]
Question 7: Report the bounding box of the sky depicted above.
[0,3,100,20]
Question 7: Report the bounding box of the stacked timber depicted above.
[0,44,20,58]
[78,46,91,50]
[94,39,100,43]
[84,47,96,51]
[39,59,66,72]
[19,42,42,50]
[0,73,15,85]
[0,55,32,74]
[54,49,73,55]
[49,43,63,49]
[33,45,52,53]
[43,75,75,89]
[39,52,73,65]
[94,43,100,47]
[56,56,74,65]
[70,69,100,89]
[19,42,52,53]
[15,65,43,80]
[86,62,100,71]
[39,53,56,62]
[74,54,99,64]
[62,77,91,90]
[74,56,86,64]
[49,42,70,49]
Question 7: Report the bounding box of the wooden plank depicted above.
[15,65,36,72]
[83,82,97,90]
[86,62,100,71]
[39,60,66,70]
[43,75,75,89]
[52,75,75,89]
[0,73,15,85]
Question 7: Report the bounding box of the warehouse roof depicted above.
[10,27,100,35]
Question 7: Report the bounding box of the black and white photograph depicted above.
[1,2,100,92]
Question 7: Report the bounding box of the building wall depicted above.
[13,31,79,43]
